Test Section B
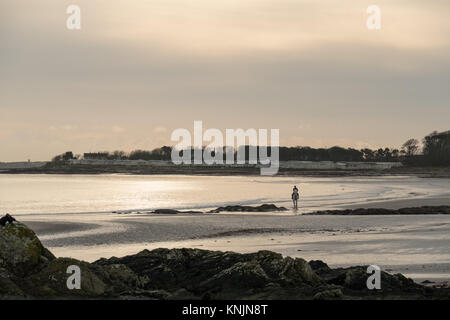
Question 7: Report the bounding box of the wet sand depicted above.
[343,196,450,210]
[25,221,98,235]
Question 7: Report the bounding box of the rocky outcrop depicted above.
[307,260,448,299]
[1,214,449,299]
[209,204,287,213]
[0,220,55,277]
[0,217,148,298]
[94,248,321,299]
[313,288,344,300]
[308,206,450,215]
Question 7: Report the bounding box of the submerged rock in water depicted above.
[152,209,203,214]
[308,206,450,215]
[153,209,180,214]
[1,214,449,299]
[209,204,287,213]
[147,204,287,215]
[118,204,287,215]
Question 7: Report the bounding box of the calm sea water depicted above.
[1,174,449,215]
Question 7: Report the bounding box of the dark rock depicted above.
[0,217,148,298]
[0,267,23,297]
[0,218,56,277]
[120,289,171,300]
[209,204,287,213]
[97,263,149,293]
[169,288,200,300]
[22,258,109,297]
[0,214,16,227]
[312,264,424,297]
[153,209,180,214]
[343,267,369,290]
[313,288,344,300]
[309,260,331,273]
[94,248,321,299]
[308,206,450,216]
[150,209,204,214]
[421,280,435,284]
[398,206,450,215]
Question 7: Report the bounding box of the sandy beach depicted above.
[343,196,450,209]
[20,196,450,283]
[2,174,448,284]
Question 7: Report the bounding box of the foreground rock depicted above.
[94,248,321,299]
[1,215,449,299]
[307,206,450,215]
[0,218,55,277]
[307,261,437,298]
[0,217,148,298]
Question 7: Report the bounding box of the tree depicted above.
[422,131,450,166]
[401,139,420,157]
[111,150,127,160]
[52,151,75,162]
[391,149,400,160]
[361,148,375,161]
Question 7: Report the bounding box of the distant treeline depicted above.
[52,130,450,166]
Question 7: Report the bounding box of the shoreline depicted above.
[13,199,450,217]
[2,164,450,178]
[5,174,450,217]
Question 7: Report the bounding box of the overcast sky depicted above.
[1,0,449,161]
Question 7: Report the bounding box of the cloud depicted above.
[48,125,77,131]
[153,127,168,134]
[298,123,311,130]
[82,0,450,54]
[112,126,126,133]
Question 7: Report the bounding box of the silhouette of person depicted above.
[292,186,299,209]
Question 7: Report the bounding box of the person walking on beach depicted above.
[292,185,299,209]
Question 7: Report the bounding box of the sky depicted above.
[1,0,450,161]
